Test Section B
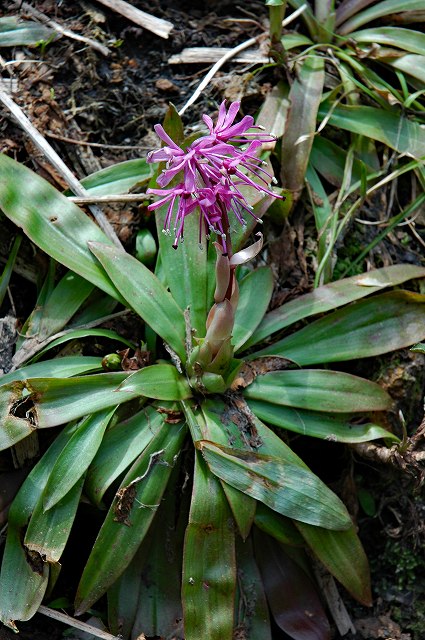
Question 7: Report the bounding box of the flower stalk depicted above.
[147,101,282,382]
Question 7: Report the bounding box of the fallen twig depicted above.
[169,46,268,65]
[0,82,123,248]
[178,35,265,116]
[12,1,110,56]
[69,194,153,204]
[46,130,150,151]
[37,605,120,640]
[93,0,173,39]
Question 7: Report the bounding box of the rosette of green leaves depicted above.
[0,125,424,639]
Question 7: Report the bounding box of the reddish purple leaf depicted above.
[254,529,331,640]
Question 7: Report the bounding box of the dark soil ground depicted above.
[0,1,424,639]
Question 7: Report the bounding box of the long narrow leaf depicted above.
[182,452,236,640]
[252,291,425,364]
[243,370,391,412]
[317,103,425,159]
[295,522,372,605]
[0,423,76,628]
[338,0,425,34]
[42,408,116,510]
[248,400,398,442]
[85,405,165,506]
[117,364,191,400]
[233,267,274,352]
[24,477,84,563]
[77,159,153,196]
[89,242,187,361]
[0,155,125,302]
[350,26,425,55]
[0,356,103,385]
[75,421,187,614]
[199,441,351,530]
[0,16,55,46]
[156,208,209,338]
[280,54,325,205]
[244,264,425,349]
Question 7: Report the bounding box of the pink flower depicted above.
[147,101,283,249]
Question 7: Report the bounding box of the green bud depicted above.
[102,353,122,371]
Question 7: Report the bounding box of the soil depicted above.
[0,1,424,639]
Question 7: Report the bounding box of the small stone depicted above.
[155,78,179,93]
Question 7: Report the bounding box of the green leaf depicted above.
[317,103,425,159]
[254,503,304,546]
[117,364,192,401]
[254,529,331,640]
[350,26,425,55]
[309,137,367,188]
[182,452,236,640]
[24,477,84,563]
[0,234,21,308]
[244,264,425,349]
[233,267,273,352]
[200,404,256,540]
[411,342,425,354]
[282,32,314,49]
[19,373,130,428]
[235,536,272,640]
[248,400,399,442]
[155,206,209,338]
[89,241,187,362]
[129,471,187,639]
[199,441,351,530]
[244,370,391,413]
[0,423,76,628]
[0,155,125,302]
[135,228,157,265]
[85,405,165,506]
[32,271,94,342]
[281,54,325,204]
[77,159,153,196]
[0,16,55,46]
[305,165,333,283]
[201,399,309,469]
[295,522,372,605]
[43,408,116,510]
[338,0,425,34]
[75,421,187,614]
[256,82,289,140]
[385,53,425,85]
[31,328,135,362]
[109,464,187,640]
[0,356,103,386]
[253,291,425,364]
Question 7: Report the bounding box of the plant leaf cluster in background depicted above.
[262,0,425,285]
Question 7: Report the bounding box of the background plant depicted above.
[0,97,424,640]
[264,0,425,285]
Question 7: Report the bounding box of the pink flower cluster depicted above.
[146,101,282,250]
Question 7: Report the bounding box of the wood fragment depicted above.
[313,564,356,636]
[0,81,122,248]
[93,0,173,39]
[69,194,153,204]
[169,47,268,65]
[37,605,120,640]
[12,1,110,56]
[177,36,264,116]
[46,130,150,151]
